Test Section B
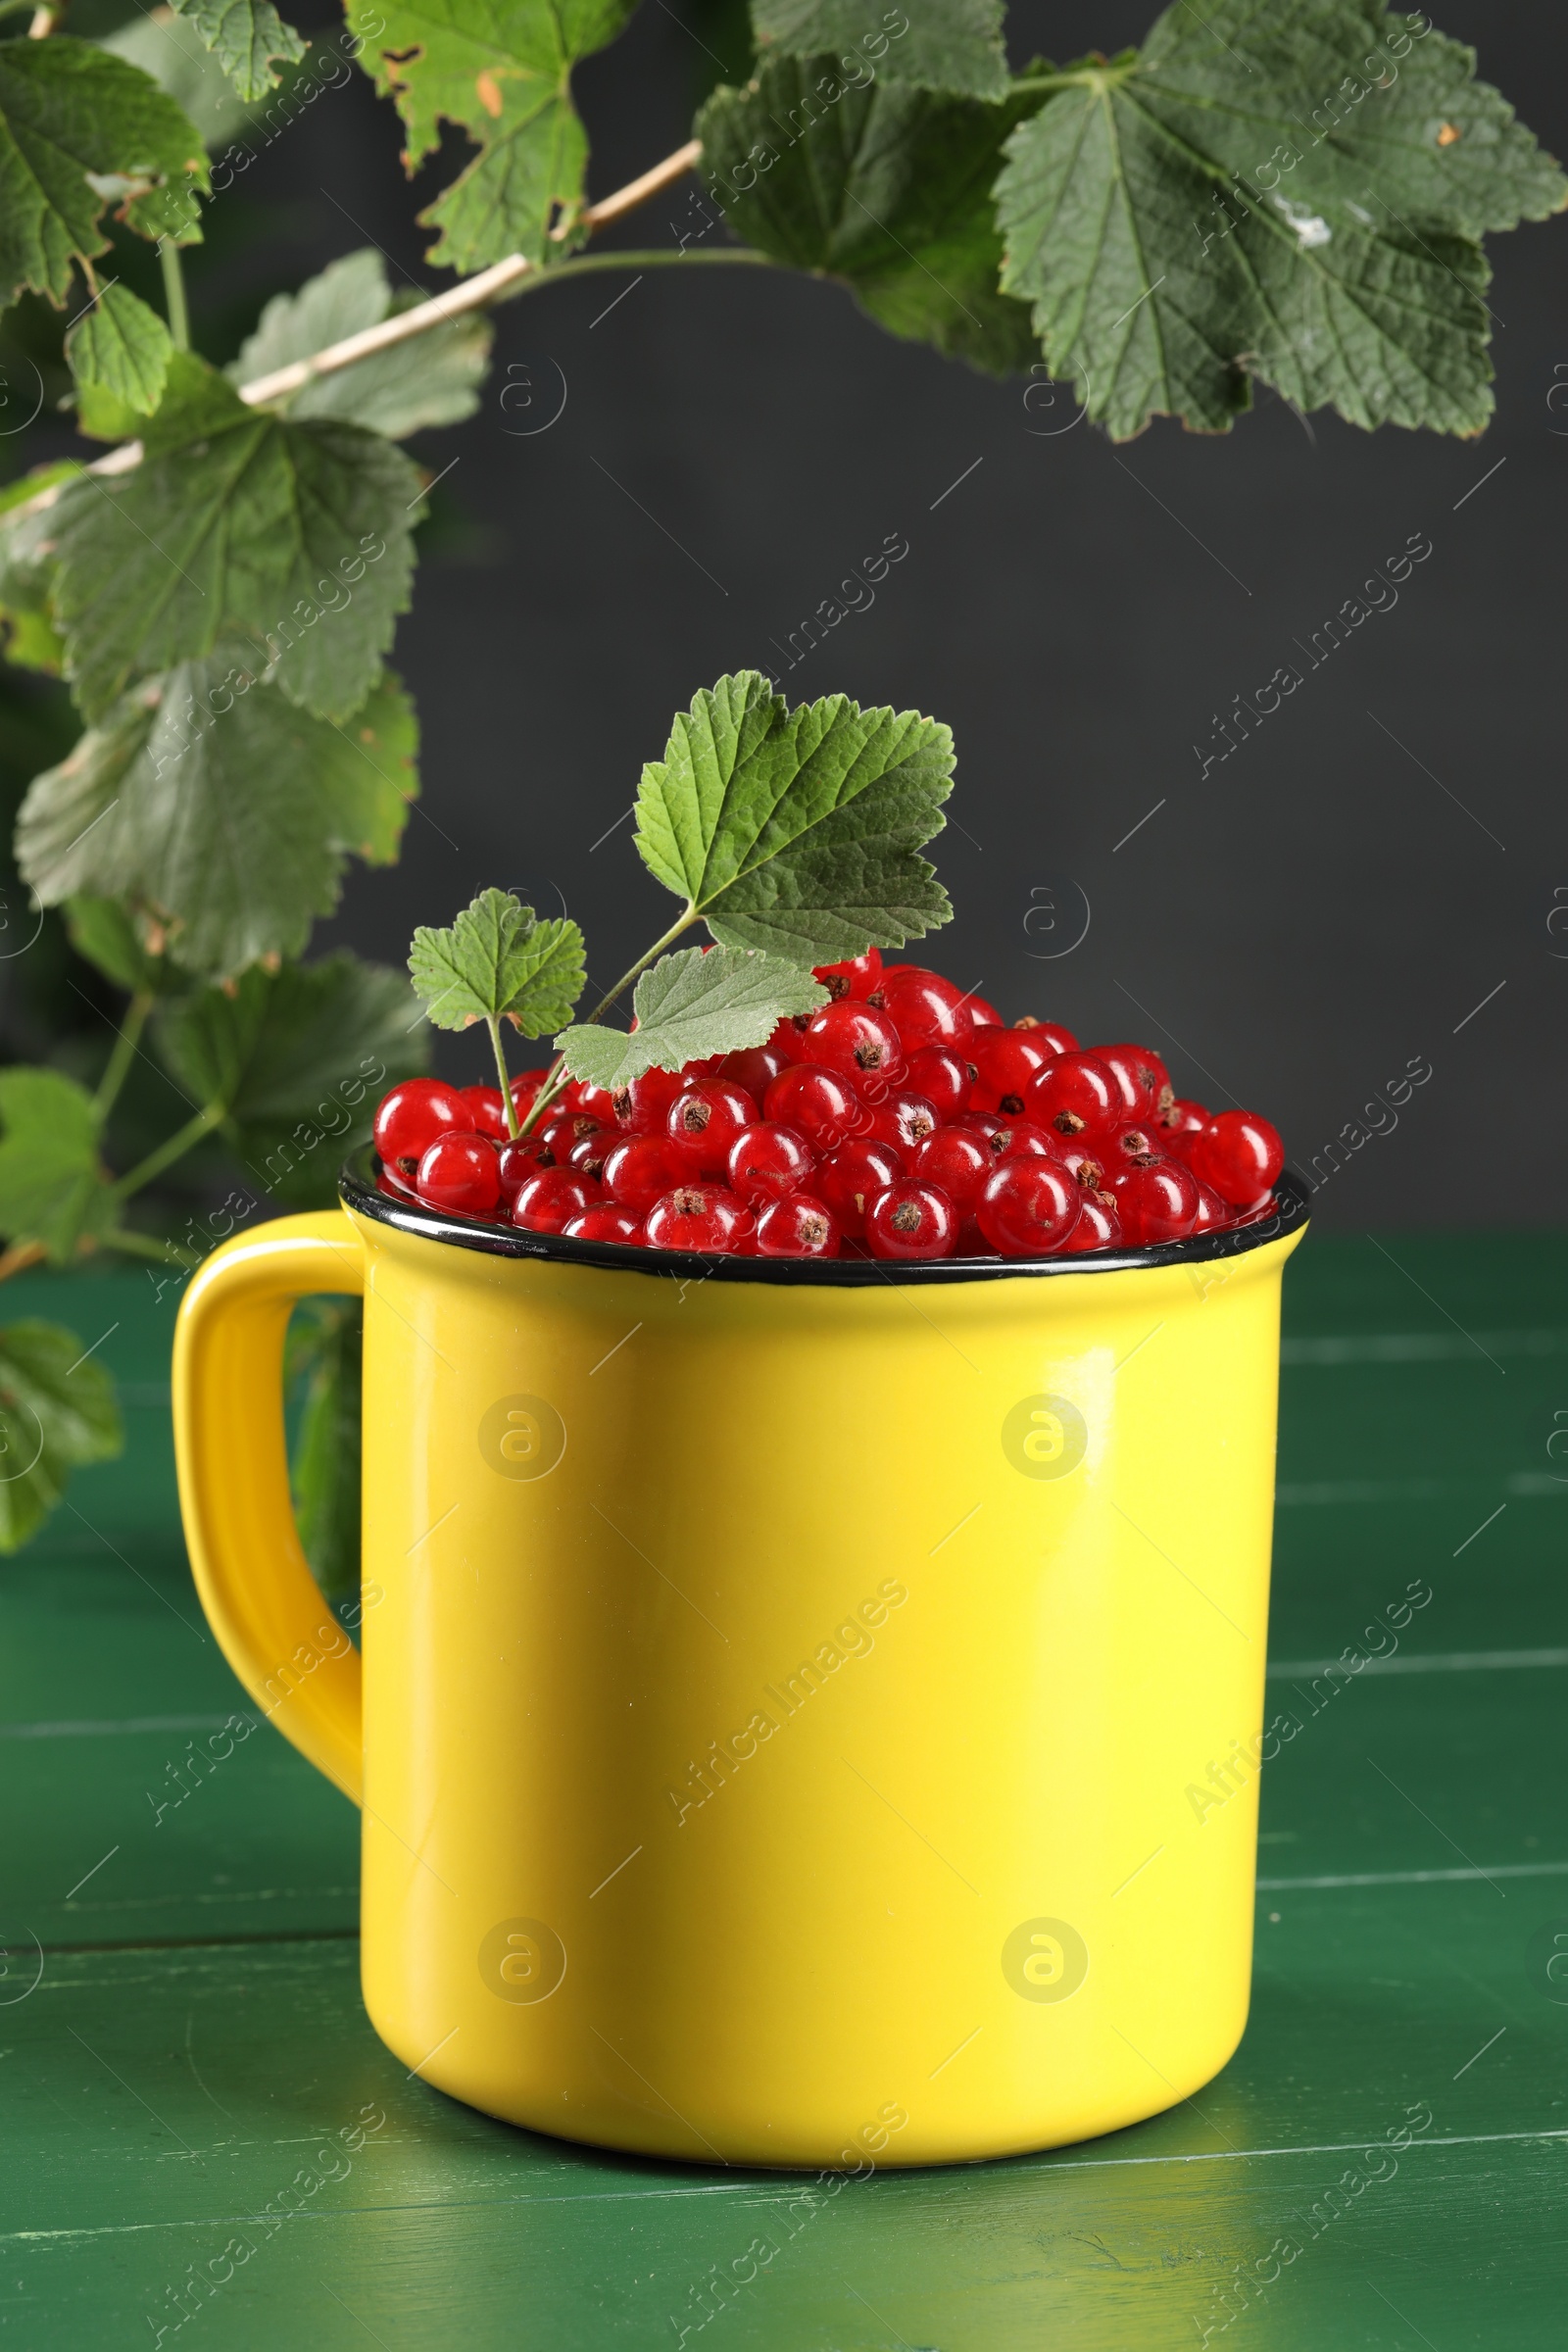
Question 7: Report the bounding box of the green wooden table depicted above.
[2,1236,1565,2349]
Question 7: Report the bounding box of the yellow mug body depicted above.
[172,1164,1305,2168]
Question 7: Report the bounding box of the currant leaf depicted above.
[229,250,492,436]
[555,946,826,1089]
[0,37,208,304]
[0,1068,113,1265]
[352,0,639,270]
[0,1319,122,1554]
[99,7,253,150]
[167,0,307,103]
[154,952,428,1207]
[995,4,1568,440]
[65,896,184,997]
[698,54,1035,373]
[16,660,418,981]
[65,282,172,416]
[752,0,1008,101]
[49,352,420,725]
[286,1298,362,1600]
[634,670,954,966]
[0,463,77,675]
[409,888,587,1036]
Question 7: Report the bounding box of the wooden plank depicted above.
[1,1240,1564,2345]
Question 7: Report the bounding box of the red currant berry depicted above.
[1061,1192,1121,1252]
[816,1139,904,1238]
[967,1027,1057,1114]
[603,1134,687,1214]
[762,1064,866,1152]
[415,1132,501,1220]
[909,1126,991,1213]
[374,1078,473,1177]
[666,1080,757,1174]
[726,1120,816,1206]
[798,1000,906,1090]
[755,1194,841,1257]
[1056,1139,1107,1191]
[1189,1179,1233,1234]
[903,1046,972,1120]
[1025,1052,1121,1140]
[458,1084,511,1142]
[876,968,975,1054]
[567,1129,616,1183]
[765,1014,811,1062]
[1013,1018,1079,1056]
[715,1044,783,1100]
[560,1077,616,1122]
[864,1181,959,1261]
[1190,1111,1285,1208]
[954,1108,1007,1153]
[612,1068,685,1132]
[861,1090,940,1153]
[975,1157,1080,1256]
[564,1204,644,1245]
[538,1112,603,1164]
[1094,1043,1174,1120]
[513,1167,599,1234]
[497,1136,552,1201]
[1158,1098,1209,1156]
[967,994,1004,1028]
[991,1118,1060,1163]
[644,1183,753,1253]
[1106,1121,1163,1169]
[1109,1156,1200,1244]
[812,947,883,1002]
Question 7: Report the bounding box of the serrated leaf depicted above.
[0,1067,113,1265]
[154,951,428,1206]
[556,945,826,1089]
[65,281,172,416]
[995,5,1568,441]
[168,0,307,103]
[0,37,208,305]
[229,249,491,436]
[65,895,184,997]
[354,0,638,270]
[753,0,1007,101]
[286,1296,361,1601]
[699,54,1034,372]
[0,463,76,674]
[50,352,419,724]
[634,669,954,965]
[16,660,418,981]
[99,8,254,149]
[0,1318,122,1554]
[409,887,586,1036]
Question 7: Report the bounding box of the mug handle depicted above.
[172,1210,366,1805]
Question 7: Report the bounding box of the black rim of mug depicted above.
[340,1151,1310,1288]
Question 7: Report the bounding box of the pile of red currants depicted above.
[370,953,1285,1262]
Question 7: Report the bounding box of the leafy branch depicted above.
[0,0,1557,1562]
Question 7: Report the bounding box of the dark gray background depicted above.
[213,2,1568,1226]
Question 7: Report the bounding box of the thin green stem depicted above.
[92,990,154,1122]
[106,1227,201,1270]
[517,908,700,1137]
[486,1014,521,1139]
[110,1101,223,1202]
[159,238,190,352]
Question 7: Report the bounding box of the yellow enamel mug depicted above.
[172,1154,1306,2169]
